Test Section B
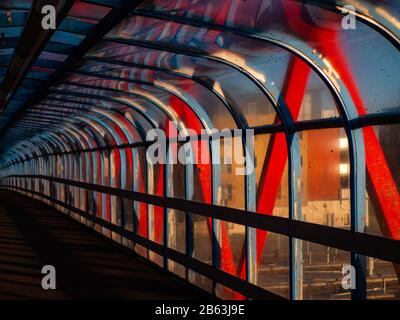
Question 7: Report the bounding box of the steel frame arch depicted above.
[81,56,251,128]
[55,79,217,131]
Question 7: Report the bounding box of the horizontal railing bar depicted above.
[1,174,400,264]
[351,112,400,128]
[1,184,284,300]
[3,112,399,168]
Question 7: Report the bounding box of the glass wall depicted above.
[0,0,399,300]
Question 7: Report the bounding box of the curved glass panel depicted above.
[136,0,399,115]
[63,71,236,131]
[86,41,279,127]
[52,82,236,131]
[48,94,169,130]
[104,15,342,121]
[337,0,400,40]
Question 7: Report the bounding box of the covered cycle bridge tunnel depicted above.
[0,0,399,300]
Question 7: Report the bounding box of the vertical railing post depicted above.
[211,135,221,296]
[245,130,257,286]
[163,134,169,270]
[349,127,367,300]
[288,132,303,300]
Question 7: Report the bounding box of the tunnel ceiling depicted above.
[0,0,399,160]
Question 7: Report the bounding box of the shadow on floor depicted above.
[0,190,210,300]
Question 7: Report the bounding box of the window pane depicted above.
[300,240,351,300]
[365,124,400,240]
[299,128,350,228]
[366,257,400,300]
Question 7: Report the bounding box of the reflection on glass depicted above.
[366,257,400,299]
[299,128,350,228]
[137,0,400,115]
[188,270,212,294]
[149,204,164,245]
[255,133,288,218]
[167,209,185,253]
[168,260,186,279]
[301,240,351,300]
[256,232,289,299]
[149,250,163,267]
[189,213,212,265]
[215,283,244,300]
[365,125,400,240]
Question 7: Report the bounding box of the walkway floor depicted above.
[0,190,209,300]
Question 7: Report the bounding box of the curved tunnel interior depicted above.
[0,0,399,300]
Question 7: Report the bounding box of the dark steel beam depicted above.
[39,104,91,112]
[0,0,75,112]
[81,0,131,9]
[22,114,64,122]
[0,0,145,151]
[26,110,76,117]
[45,97,93,106]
